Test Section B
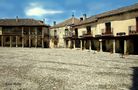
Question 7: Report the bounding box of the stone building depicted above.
[50,16,80,48]
[64,3,138,55]
[0,18,50,48]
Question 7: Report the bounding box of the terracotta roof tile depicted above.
[51,17,80,28]
[0,19,49,26]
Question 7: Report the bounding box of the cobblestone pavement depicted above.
[0,47,138,90]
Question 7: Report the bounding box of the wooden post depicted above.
[16,36,18,47]
[35,28,37,48]
[10,36,12,47]
[1,36,3,47]
[29,27,31,48]
[42,29,44,48]
[113,39,116,53]
[22,27,24,48]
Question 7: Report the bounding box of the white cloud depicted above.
[25,2,63,17]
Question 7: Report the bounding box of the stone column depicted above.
[83,40,86,50]
[124,40,127,55]
[1,36,3,47]
[16,36,18,47]
[99,39,103,52]
[10,36,12,47]
[42,29,44,48]
[22,27,24,48]
[68,40,71,48]
[64,40,66,48]
[89,40,91,51]
[73,40,75,49]
[35,28,37,48]
[113,39,116,53]
[29,27,31,48]
[80,40,82,50]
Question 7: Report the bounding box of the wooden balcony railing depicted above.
[82,31,93,36]
[102,28,113,36]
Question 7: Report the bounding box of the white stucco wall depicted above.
[112,18,136,36]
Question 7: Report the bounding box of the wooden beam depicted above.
[42,29,44,48]
[22,27,24,48]
[29,27,31,48]
[1,36,3,47]
[16,36,18,47]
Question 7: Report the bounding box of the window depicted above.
[86,26,91,34]
[105,22,111,33]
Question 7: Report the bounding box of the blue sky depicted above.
[0,0,138,25]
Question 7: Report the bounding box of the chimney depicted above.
[53,21,56,26]
[16,16,19,22]
[43,19,45,23]
[83,14,87,20]
[80,17,83,21]
[72,14,75,24]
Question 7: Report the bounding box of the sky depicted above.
[0,0,138,26]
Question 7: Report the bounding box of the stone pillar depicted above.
[64,40,66,48]
[29,28,31,48]
[10,36,12,47]
[124,40,127,55]
[99,39,103,52]
[83,40,86,50]
[89,40,91,51]
[1,36,3,47]
[35,28,37,48]
[113,39,116,53]
[22,27,24,48]
[68,40,71,48]
[73,40,75,49]
[16,36,18,47]
[42,29,44,48]
[80,40,82,50]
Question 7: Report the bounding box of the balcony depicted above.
[129,26,138,35]
[82,31,93,37]
[102,28,113,36]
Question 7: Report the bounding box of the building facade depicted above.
[50,16,80,48]
[0,18,50,48]
[64,3,138,55]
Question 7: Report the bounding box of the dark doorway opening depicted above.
[119,39,124,54]
[44,42,49,48]
[133,38,138,54]
[102,40,106,52]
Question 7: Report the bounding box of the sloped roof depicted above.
[0,19,49,27]
[75,3,138,26]
[51,17,80,28]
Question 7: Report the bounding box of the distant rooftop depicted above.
[0,18,49,27]
[76,3,138,26]
[51,17,80,28]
